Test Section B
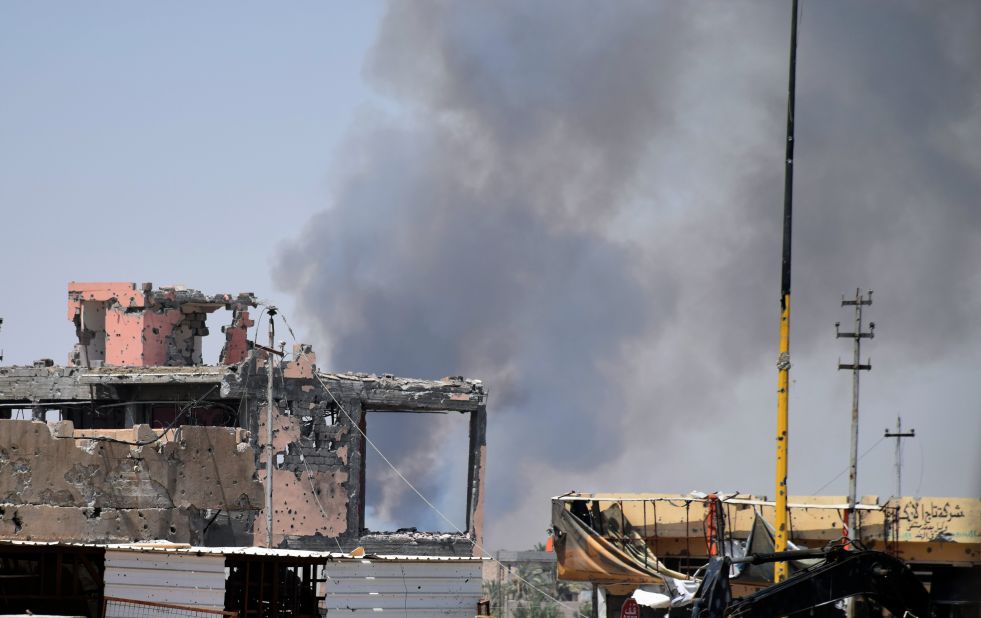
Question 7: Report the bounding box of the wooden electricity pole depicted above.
[836,289,875,543]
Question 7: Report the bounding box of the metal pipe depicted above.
[265,308,277,548]
[731,547,830,565]
[774,0,799,584]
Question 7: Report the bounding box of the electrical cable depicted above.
[273,354,345,554]
[811,435,887,495]
[56,385,220,446]
[272,308,584,617]
[297,445,346,554]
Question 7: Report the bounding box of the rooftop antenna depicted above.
[773,0,800,583]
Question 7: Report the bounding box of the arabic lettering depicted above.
[899,500,969,542]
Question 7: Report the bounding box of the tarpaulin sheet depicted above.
[553,499,818,589]
[551,500,690,586]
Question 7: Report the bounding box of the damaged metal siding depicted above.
[104,550,226,610]
[322,558,483,616]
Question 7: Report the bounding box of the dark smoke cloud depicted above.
[277,1,981,544]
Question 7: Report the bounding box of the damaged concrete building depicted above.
[0,281,487,555]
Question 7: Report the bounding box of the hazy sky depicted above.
[0,1,384,361]
[2,2,979,549]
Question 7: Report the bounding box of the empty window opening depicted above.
[150,402,238,428]
[225,557,324,618]
[0,545,104,617]
[363,410,471,533]
[39,399,241,430]
[1,407,32,421]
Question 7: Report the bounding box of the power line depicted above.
[297,446,346,554]
[55,385,220,447]
[274,310,580,614]
[812,435,886,495]
[271,308,585,617]
[311,369,585,617]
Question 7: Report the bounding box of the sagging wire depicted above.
[272,355,345,554]
[234,306,342,552]
[296,445,346,554]
[232,301,280,434]
[55,385,221,446]
[278,311,298,345]
[812,435,887,495]
[313,370,585,618]
[271,308,585,618]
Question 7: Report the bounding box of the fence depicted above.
[103,596,238,618]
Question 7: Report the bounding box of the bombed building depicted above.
[0,281,487,556]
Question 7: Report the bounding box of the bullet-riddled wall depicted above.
[0,282,487,556]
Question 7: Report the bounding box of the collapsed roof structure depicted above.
[0,281,489,615]
[551,492,981,614]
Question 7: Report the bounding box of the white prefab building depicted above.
[0,540,485,618]
[104,550,227,611]
[321,555,483,616]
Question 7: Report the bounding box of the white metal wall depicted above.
[104,550,226,611]
[322,559,482,617]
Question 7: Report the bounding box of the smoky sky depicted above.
[276,1,981,544]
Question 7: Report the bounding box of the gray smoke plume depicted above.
[276,1,981,545]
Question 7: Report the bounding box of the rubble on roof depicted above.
[0,281,488,556]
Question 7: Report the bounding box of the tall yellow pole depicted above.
[775,295,791,582]
[774,0,799,584]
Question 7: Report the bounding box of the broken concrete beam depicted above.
[0,504,252,545]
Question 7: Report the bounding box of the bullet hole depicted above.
[169,525,177,534]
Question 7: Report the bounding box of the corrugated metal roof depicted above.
[0,539,484,562]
